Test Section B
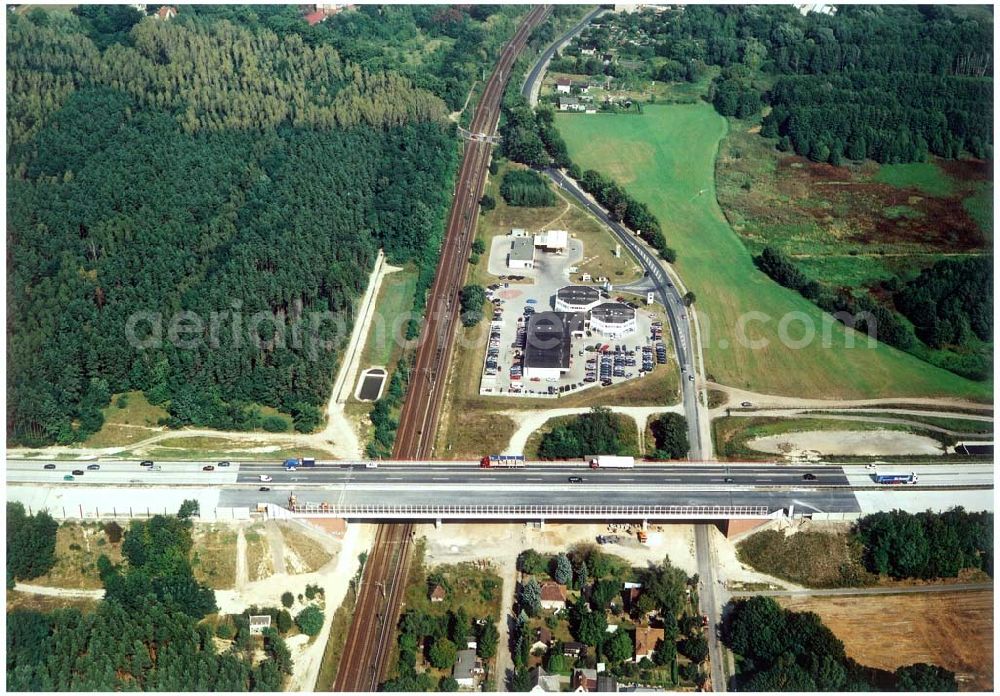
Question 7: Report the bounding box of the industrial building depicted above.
[508,236,535,270]
[534,229,569,251]
[589,302,637,338]
[522,311,586,380]
[554,285,602,313]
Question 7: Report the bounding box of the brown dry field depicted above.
[779,590,993,691]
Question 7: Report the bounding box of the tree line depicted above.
[724,595,956,691]
[6,503,59,588]
[856,507,992,580]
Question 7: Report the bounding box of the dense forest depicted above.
[6,503,59,587]
[500,169,556,208]
[7,5,521,446]
[568,5,992,164]
[7,507,295,691]
[724,595,955,691]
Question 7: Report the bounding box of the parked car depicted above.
[740,401,752,407]
[87,464,100,471]
[203,465,215,472]
[43,463,56,470]
[72,469,84,476]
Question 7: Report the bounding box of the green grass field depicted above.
[875,162,955,197]
[556,105,990,401]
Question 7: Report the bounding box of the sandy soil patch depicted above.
[748,429,943,457]
[778,590,993,691]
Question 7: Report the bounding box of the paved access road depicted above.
[521,7,605,107]
[730,582,994,598]
[543,167,705,460]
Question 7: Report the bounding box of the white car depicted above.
[366,462,379,469]
[259,475,273,482]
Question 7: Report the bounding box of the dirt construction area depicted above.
[748,429,944,457]
[778,590,993,691]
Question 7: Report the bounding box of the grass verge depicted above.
[315,585,358,690]
[737,528,876,588]
[191,524,238,590]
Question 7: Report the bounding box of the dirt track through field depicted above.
[779,590,993,691]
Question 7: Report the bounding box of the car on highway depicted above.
[259,475,273,482]
[802,473,817,481]
[149,465,162,471]
[740,401,752,407]
[43,463,56,470]
[87,464,100,471]
[63,475,75,482]
[259,487,271,492]
[140,460,154,467]
[568,476,583,483]
[366,462,379,468]
[218,461,231,467]
[688,374,695,382]
[72,469,85,476]
[202,465,215,472]
[723,476,734,483]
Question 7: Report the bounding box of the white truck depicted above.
[589,455,635,469]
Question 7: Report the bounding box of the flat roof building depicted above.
[555,285,602,313]
[509,236,535,270]
[523,311,585,381]
[534,229,568,251]
[589,302,637,338]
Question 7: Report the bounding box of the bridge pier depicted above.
[435,518,442,529]
[717,518,769,539]
[641,519,648,531]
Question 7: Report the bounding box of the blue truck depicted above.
[874,472,918,485]
[283,457,317,470]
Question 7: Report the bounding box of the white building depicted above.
[554,285,602,313]
[589,302,636,338]
[534,229,569,251]
[508,236,535,270]
[556,78,573,94]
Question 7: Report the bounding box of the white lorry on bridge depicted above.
[589,455,635,469]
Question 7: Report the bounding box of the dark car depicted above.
[740,401,753,407]
[87,464,100,471]
[202,465,215,472]
[43,463,56,470]
[723,476,734,483]
[802,473,817,481]
[568,476,583,483]
[259,486,271,492]
[140,460,154,467]
[217,461,231,467]
[72,469,85,476]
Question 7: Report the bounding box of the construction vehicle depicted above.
[480,454,526,468]
[590,455,635,469]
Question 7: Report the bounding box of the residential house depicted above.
[429,584,446,602]
[559,97,585,112]
[572,668,599,692]
[248,615,271,636]
[634,626,664,662]
[305,10,326,25]
[556,78,573,94]
[155,5,177,20]
[530,666,565,693]
[572,81,591,94]
[453,649,484,688]
[563,641,587,658]
[531,626,554,653]
[539,581,567,610]
[597,675,619,692]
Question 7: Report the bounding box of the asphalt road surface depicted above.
[543,167,705,460]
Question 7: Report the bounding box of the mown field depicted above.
[556,104,991,401]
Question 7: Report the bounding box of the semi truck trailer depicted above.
[589,456,635,469]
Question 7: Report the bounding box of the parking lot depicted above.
[479,232,671,398]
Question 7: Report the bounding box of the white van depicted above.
[365,462,379,469]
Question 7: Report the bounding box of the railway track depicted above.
[332,7,551,691]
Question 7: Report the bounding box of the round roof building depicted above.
[589,302,637,337]
[554,285,602,312]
